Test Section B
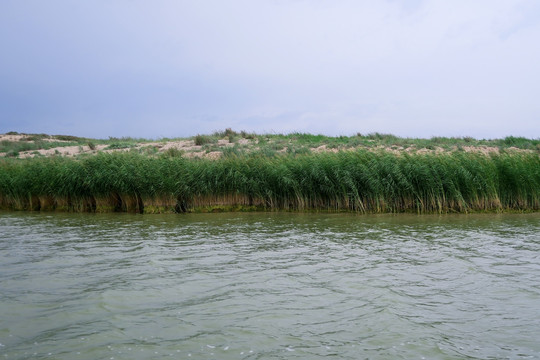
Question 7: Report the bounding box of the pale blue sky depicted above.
[1,0,539,139]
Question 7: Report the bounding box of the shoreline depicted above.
[1,205,539,215]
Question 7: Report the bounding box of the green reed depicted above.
[0,150,538,213]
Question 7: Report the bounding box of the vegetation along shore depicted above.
[0,130,539,213]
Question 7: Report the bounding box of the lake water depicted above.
[1,211,539,359]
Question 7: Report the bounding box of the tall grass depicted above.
[0,151,538,213]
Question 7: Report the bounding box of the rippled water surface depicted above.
[1,212,540,359]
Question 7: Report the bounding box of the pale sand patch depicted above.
[312,145,328,153]
[382,147,403,155]
[147,140,193,148]
[183,151,205,158]
[435,146,445,154]
[217,139,234,147]
[415,148,432,155]
[370,145,391,153]
[505,146,532,153]
[0,134,71,143]
[205,151,223,160]
[17,144,109,158]
[315,145,363,153]
[101,148,133,154]
[159,141,201,152]
[0,135,27,142]
[462,146,500,155]
[25,138,71,143]
[134,140,203,153]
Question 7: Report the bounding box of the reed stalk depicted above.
[0,151,538,213]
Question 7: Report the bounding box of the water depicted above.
[1,212,539,359]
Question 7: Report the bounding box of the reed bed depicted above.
[0,151,538,213]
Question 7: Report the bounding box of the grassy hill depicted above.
[1,129,539,159]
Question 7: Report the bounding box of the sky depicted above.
[1,0,539,139]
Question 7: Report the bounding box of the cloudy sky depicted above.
[1,0,539,139]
